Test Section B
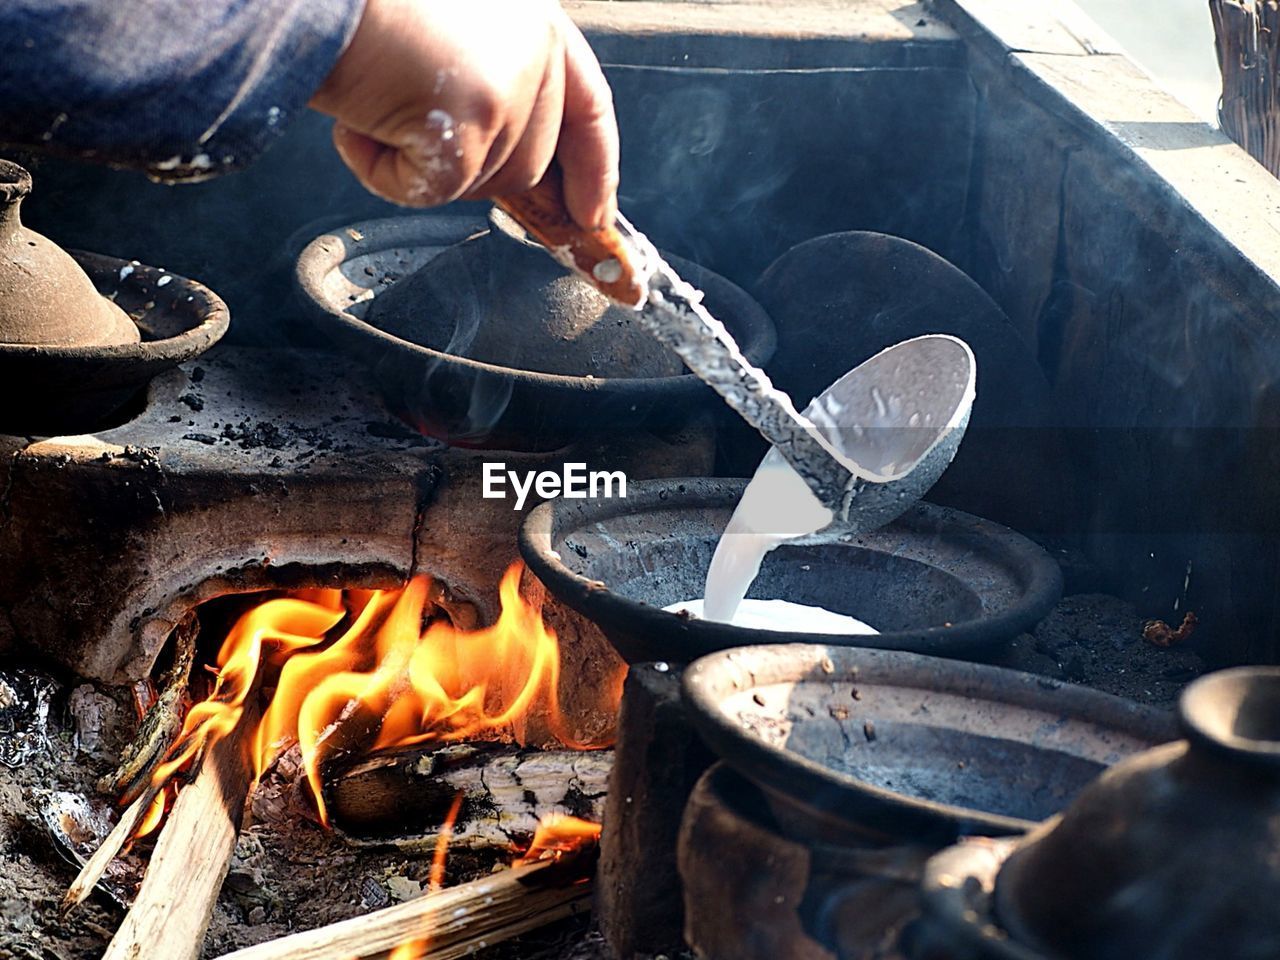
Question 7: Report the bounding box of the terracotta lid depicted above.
[0,159,140,348]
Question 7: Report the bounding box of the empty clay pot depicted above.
[993,666,1280,960]
[0,159,139,348]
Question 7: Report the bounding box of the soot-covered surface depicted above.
[0,589,1193,959]
[994,593,1205,705]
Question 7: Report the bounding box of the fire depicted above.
[388,791,465,960]
[515,813,603,866]
[141,562,618,830]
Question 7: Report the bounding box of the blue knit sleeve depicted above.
[0,0,365,181]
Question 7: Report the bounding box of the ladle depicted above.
[496,173,975,536]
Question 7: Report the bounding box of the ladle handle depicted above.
[495,169,648,308]
[499,168,859,519]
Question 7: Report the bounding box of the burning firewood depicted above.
[97,613,198,801]
[67,562,615,958]
[99,695,259,960]
[64,619,200,908]
[65,611,266,958]
[59,619,204,911]
[215,820,598,960]
[324,741,611,849]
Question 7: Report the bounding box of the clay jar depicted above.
[365,208,681,379]
[0,159,139,348]
[994,666,1280,960]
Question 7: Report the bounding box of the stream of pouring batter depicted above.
[663,449,879,634]
[668,355,958,633]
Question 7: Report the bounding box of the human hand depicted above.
[310,0,618,230]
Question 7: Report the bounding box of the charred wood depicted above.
[97,614,198,801]
[324,741,610,850]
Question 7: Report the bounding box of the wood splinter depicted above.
[103,700,259,960]
[62,782,162,912]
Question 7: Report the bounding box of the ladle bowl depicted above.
[777,333,978,537]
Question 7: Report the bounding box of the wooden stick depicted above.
[98,613,199,801]
[61,783,162,911]
[326,742,610,849]
[102,701,259,960]
[1211,0,1280,177]
[216,852,595,960]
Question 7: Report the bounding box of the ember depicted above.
[1142,611,1199,648]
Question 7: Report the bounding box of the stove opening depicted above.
[71,561,623,959]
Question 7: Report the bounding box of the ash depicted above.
[0,673,135,958]
[0,672,606,959]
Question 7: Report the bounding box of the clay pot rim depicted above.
[294,213,776,391]
[1180,666,1280,766]
[0,252,229,362]
[679,641,1175,841]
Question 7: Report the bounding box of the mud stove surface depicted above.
[1,0,1256,954]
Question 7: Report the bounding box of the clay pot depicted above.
[993,666,1280,960]
[295,211,774,450]
[521,478,1065,667]
[0,160,138,348]
[365,208,681,378]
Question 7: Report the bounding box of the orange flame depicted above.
[428,793,465,894]
[128,786,172,846]
[515,813,603,866]
[389,791,465,960]
[142,562,619,832]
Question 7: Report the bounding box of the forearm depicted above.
[0,0,364,181]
